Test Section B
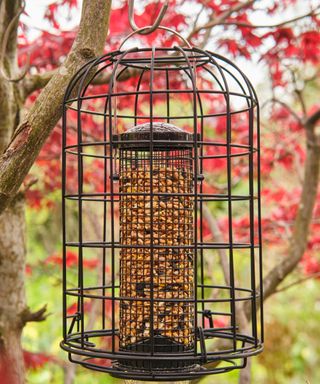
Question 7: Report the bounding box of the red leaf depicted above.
[24,350,53,370]
[300,31,320,63]
[302,254,320,276]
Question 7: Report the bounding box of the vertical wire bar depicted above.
[132,149,136,354]
[102,94,108,331]
[165,69,170,124]
[249,106,258,345]
[239,74,264,344]
[183,64,206,330]
[108,82,116,353]
[256,103,264,343]
[174,150,176,351]
[109,88,116,353]
[199,102,205,329]
[62,103,67,340]
[77,93,84,347]
[175,46,198,355]
[225,85,237,351]
[192,73,205,329]
[133,67,146,353]
[134,69,146,126]
[119,149,123,348]
[149,46,156,355]
[144,150,148,354]
[176,149,181,350]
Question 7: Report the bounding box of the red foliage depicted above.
[300,31,320,64]
[219,38,251,59]
[204,315,228,329]
[45,250,100,270]
[302,254,320,276]
[25,264,32,276]
[23,350,53,370]
[25,189,43,209]
[67,301,92,316]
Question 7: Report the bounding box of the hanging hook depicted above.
[128,0,169,35]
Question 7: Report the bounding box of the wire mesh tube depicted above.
[117,123,195,368]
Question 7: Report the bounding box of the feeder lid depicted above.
[113,122,198,150]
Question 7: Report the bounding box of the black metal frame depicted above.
[61,46,263,381]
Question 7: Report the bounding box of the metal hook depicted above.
[128,0,169,35]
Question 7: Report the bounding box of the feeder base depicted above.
[117,335,194,371]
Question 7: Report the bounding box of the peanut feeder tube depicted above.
[114,122,196,370]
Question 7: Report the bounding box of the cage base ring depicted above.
[61,331,262,381]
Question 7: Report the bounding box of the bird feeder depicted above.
[60,5,263,381]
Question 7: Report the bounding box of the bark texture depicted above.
[0,2,26,382]
[0,197,26,383]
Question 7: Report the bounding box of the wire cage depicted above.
[61,41,263,381]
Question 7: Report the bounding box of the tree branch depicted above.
[22,69,57,97]
[262,97,303,125]
[20,304,48,324]
[0,0,24,154]
[239,357,251,384]
[274,272,320,295]
[0,0,112,214]
[0,0,20,63]
[305,108,320,128]
[190,5,319,37]
[23,66,140,98]
[219,6,320,29]
[187,0,256,40]
[289,68,307,118]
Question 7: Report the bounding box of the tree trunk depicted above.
[0,197,26,384]
[0,3,25,379]
[0,2,112,383]
[239,358,251,384]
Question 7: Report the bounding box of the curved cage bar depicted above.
[61,46,263,381]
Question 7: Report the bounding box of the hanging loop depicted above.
[119,25,192,50]
[128,0,169,35]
